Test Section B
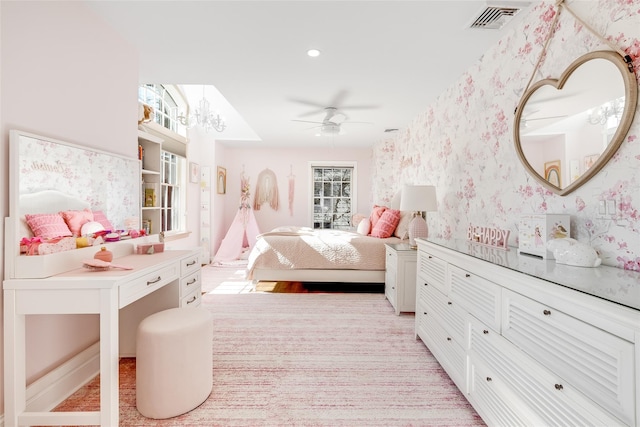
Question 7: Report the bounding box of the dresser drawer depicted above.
[119,264,179,308]
[469,358,533,427]
[449,265,501,332]
[417,308,467,391]
[470,318,625,427]
[418,280,466,344]
[417,250,448,294]
[180,253,200,277]
[502,289,634,425]
[180,270,201,298]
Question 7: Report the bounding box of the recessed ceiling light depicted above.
[307,49,321,57]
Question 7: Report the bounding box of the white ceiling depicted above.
[86,1,534,148]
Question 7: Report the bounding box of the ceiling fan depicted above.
[289,89,379,118]
[292,107,371,136]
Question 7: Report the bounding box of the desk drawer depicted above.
[181,288,202,307]
[180,270,201,297]
[181,253,200,277]
[449,265,501,332]
[119,264,179,307]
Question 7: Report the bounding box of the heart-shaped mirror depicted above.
[514,51,638,196]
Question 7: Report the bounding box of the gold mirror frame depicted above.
[514,51,638,196]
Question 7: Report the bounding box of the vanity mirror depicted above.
[514,50,637,196]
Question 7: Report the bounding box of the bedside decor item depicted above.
[400,185,437,248]
[94,246,113,263]
[546,238,602,267]
[136,242,165,255]
[518,214,570,259]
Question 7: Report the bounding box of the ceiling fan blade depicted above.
[329,90,349,109]
[292,119,324,124]
[338,104,379,111]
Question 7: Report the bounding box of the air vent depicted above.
[470,6,522,30]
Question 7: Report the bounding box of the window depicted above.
[160,151,186,233]
[310,162,357,230]
[138,84,185,136]
[138,84,189,236]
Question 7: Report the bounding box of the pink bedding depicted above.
[247,226,402,279]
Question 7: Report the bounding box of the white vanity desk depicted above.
[4,248,202,427]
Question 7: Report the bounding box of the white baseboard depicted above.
[25,342,100,412]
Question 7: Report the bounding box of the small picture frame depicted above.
[544,160,561,187]
[584,153,600,171]
[189,162,200,183]
[217,166,226,194]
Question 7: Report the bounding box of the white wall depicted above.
[0,0,138,406]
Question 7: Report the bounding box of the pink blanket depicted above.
[247,227,401,278]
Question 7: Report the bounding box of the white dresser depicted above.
[4,249,202,427]
[415,238,640,427]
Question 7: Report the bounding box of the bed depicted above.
[247,226,403,283]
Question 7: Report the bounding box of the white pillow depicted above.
[357,218,371,235]
[81,221,105,236]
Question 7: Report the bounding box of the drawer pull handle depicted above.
[446,337,452,341]
[483,330,489,335]
[465,273,471,278]
[423,312,427,315]
[424,283,428,286]
[186,260,196,267]
[186,295,197,304]
[486,377,492,382]
[554,384,563,391]
[147,276,162,285]
[543,309,551,316]
[428,255,433,259]
[187,278,197,286]
[447,301,452,305]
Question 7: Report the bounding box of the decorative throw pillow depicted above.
[369,205,388,229]
[356,218,371,236]
[371,209,401,238]
[394,211,412,239]
[25,213,73,240]
[92,210,114,231]
[61,209,94,237]
[81,221,105,236]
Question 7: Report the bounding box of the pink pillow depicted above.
[369,205,388,229]
[61,209,94,237]
[92,210,114,231]
[371,209,401,238]
[25,213,73,239]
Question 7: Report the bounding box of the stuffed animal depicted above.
[138,103,154,124]
[546,238,601,267]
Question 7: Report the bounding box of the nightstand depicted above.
[384,243,417,315]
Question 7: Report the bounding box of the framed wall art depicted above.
[217,166,226,194]
[544,160,561,187]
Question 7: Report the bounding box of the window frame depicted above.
[308,161,357,230]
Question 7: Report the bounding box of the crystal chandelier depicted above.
[177,86,227,133]
[588,97,624,126]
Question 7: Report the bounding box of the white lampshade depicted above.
[400,185,437,212]
[400,185,437,247]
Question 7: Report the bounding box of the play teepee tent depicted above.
[213,174,261,264]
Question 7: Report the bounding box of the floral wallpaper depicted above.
[372,0,640,270]
[17,134,140,230]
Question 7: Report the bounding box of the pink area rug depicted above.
[51,293,485,426]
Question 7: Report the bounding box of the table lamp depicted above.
[400,185,438,248]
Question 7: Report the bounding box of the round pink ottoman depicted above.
[136,307,213,419]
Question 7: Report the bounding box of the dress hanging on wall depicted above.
[253,168,279,211]
[288,165,295,216]
[213,172,261,264]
